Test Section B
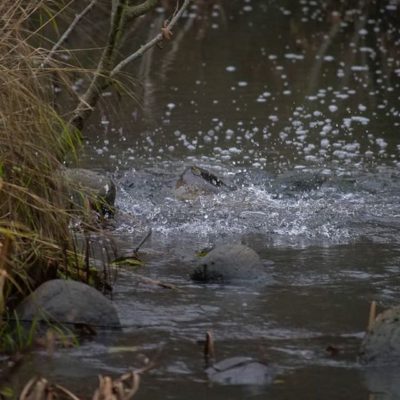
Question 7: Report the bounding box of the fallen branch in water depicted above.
[131,273,178,290]
[134,229,152,255]
[368,300,377,331]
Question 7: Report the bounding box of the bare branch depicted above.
[127,0,159,19]
[110,0,191,77]
[70,0,129,130]
[41,0,97,68]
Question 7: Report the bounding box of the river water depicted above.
[8,0,400,398]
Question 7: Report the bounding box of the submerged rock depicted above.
[206,356,275,385]
[272,170,327,196]
[359,306,400,365]
[16,279,121,328]
[175,166,230,200]
[191,243,268,283]
[62,168,116,215]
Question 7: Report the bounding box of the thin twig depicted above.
[41,0,97,68]
[131,273,178,290]
[368,300,377,331]
[204,331,215,367]
[134,229,152,254]
[111,0,191,77]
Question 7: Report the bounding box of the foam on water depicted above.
[115,162,400,247]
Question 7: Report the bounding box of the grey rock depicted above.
[175,166,231,200]
[206,356,275,385]
[62,168,116,215]
[359,306,400,365]
[191,243,267,283]
[16,279,120,328]
[272,170,327,196]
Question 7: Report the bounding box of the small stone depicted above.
[206,357,275,385]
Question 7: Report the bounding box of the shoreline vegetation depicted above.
[0,0,190,396]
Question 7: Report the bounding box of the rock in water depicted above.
[175,166,228,200]
[16,279,120,328]
[359,305,400,365]
[62,168,116,215]
[206,356,275,385]
[191,243,267,283]
[272,170,327,196]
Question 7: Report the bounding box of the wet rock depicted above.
[359,306,400,365]
[175,166,231,200]
[206,356,275,385]
[191,243,267,283]
[272,170,327,196]
[62,168,116,215]
[16,279,121,328]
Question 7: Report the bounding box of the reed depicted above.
[0,0,82,315]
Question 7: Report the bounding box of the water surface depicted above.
[8,1,400,399]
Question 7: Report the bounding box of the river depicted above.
[9,1,400,398]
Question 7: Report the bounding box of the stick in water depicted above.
[134,229,152,255]
[368,300,377,331]
[204,331,215,367]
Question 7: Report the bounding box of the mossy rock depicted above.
[62,168,116,216]
[16,279,120,328]
[191,243,268,284]
[359,305,400,365]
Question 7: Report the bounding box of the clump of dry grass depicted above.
[0,0,82,312]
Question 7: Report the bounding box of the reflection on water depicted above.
[8,1,400,399]
[81,0,400,173]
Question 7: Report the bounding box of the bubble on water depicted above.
[167,103,176,110]
[284,53,304,60]
[279,132,288,141]
[328,104,338,112]
[226,65,236,72]
[238,81,248,87]
[351,65,369,71]
[229,147,242,154]
[351,116,370,125]
[376,138,388,149]
[321,139,330,148]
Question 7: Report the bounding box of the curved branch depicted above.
[127,0,159,19]
[110,0,191,77]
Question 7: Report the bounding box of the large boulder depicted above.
[62,168,116,215]
[191,243,268,283]
[175,166,231,200]
[16,279,121,328]
[359,305,400,365]
[206,356,276,385]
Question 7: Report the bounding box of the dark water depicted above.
[7,0,400,398]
